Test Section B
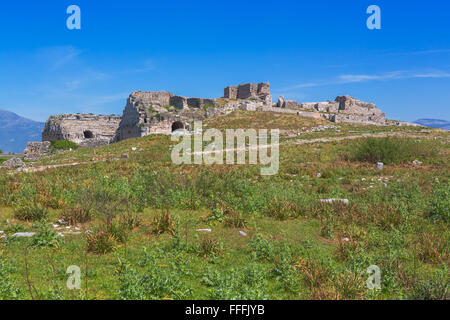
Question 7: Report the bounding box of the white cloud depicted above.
[281,70,450,92]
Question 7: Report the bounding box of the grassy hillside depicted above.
[0,111,448,300]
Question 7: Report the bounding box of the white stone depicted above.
[196,229,212,233]
[320,198,349,205]
[11,232,36,238]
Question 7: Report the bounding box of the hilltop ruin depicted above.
[42,114,121,147]
[38,82,387,149]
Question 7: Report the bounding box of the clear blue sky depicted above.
[0,0,449,122]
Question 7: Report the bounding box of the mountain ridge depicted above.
[0,109,44,153]
[414,118,450,130]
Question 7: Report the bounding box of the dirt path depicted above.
[11,130,444,174]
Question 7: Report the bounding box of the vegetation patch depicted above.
[50,140,79,151]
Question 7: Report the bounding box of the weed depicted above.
[86,230,116,254]
[348,137,436,165]
[151,208,176,236]
[32,222,60,248]
[14,200,49,221]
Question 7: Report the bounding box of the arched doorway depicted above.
[83,130,94,139]
[171,121,184,132]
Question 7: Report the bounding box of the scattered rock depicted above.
[196,229,212,233]
[342,237,350,242]
[11,232,36,238]
[0,158,26,169]
[239,231,248,237]
[320,198,349,205]
[376,162,384,170]
[316,173,322,178]
[131,147,137,151]
[412,160,423,165]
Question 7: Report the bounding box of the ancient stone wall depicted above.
[24,141,51,160]
[275,95,386,125]
[224,82,272,106]
[42,114,122,147]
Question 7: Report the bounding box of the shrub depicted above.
[348,137,435,165]
[119,212,142,230]
[202,265,269,299]
[151,208,176,236]
[117,263,192,300]
[409,268,449,300]
[263,197,299,220]
[14,201,49,221]
[50,140,78,151]
[429,182,449,222]
[60,205,93,225]
[32,223,60,248]
[248,235,275,262]
[198,235,223,257]
[86,230,116,254]
[0,257,22,299]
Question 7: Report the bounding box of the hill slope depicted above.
[0,110,44,153]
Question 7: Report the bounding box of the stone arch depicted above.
[83,130,94,139]
[171,121,184,132]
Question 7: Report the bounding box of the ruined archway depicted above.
[171,121,184,132]
[83,130,94,139]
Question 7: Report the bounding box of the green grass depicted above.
[347,137,438,165]
[50,140,79,151]
[0,111,448,300]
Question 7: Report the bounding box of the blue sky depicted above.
[0,0,449,122]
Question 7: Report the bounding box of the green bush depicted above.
[0,258,22,299]
[50,140,78,151]
[32,223,60,248]
[409,268,449,300]
[13,201,49,221]
[202,265,269,299]
[86,230,116,254]
[430,182,450,222]
[348,138,436,165]
[248,235,275,262]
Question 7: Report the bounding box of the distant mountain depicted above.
[414,119,450,130]
[0,110,45,154]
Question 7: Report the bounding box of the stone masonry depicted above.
[277,95,386,125]
[39,82,389,149]
[224,82,272,106]
[42,114,122,147]
[23,141,51,160]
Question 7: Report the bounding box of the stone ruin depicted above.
[42,114,122,147]
[276,94,386,125]
[224,82,272,106]
[35,82,387,153]
[116,91,211,141]
[23,141,51,161]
